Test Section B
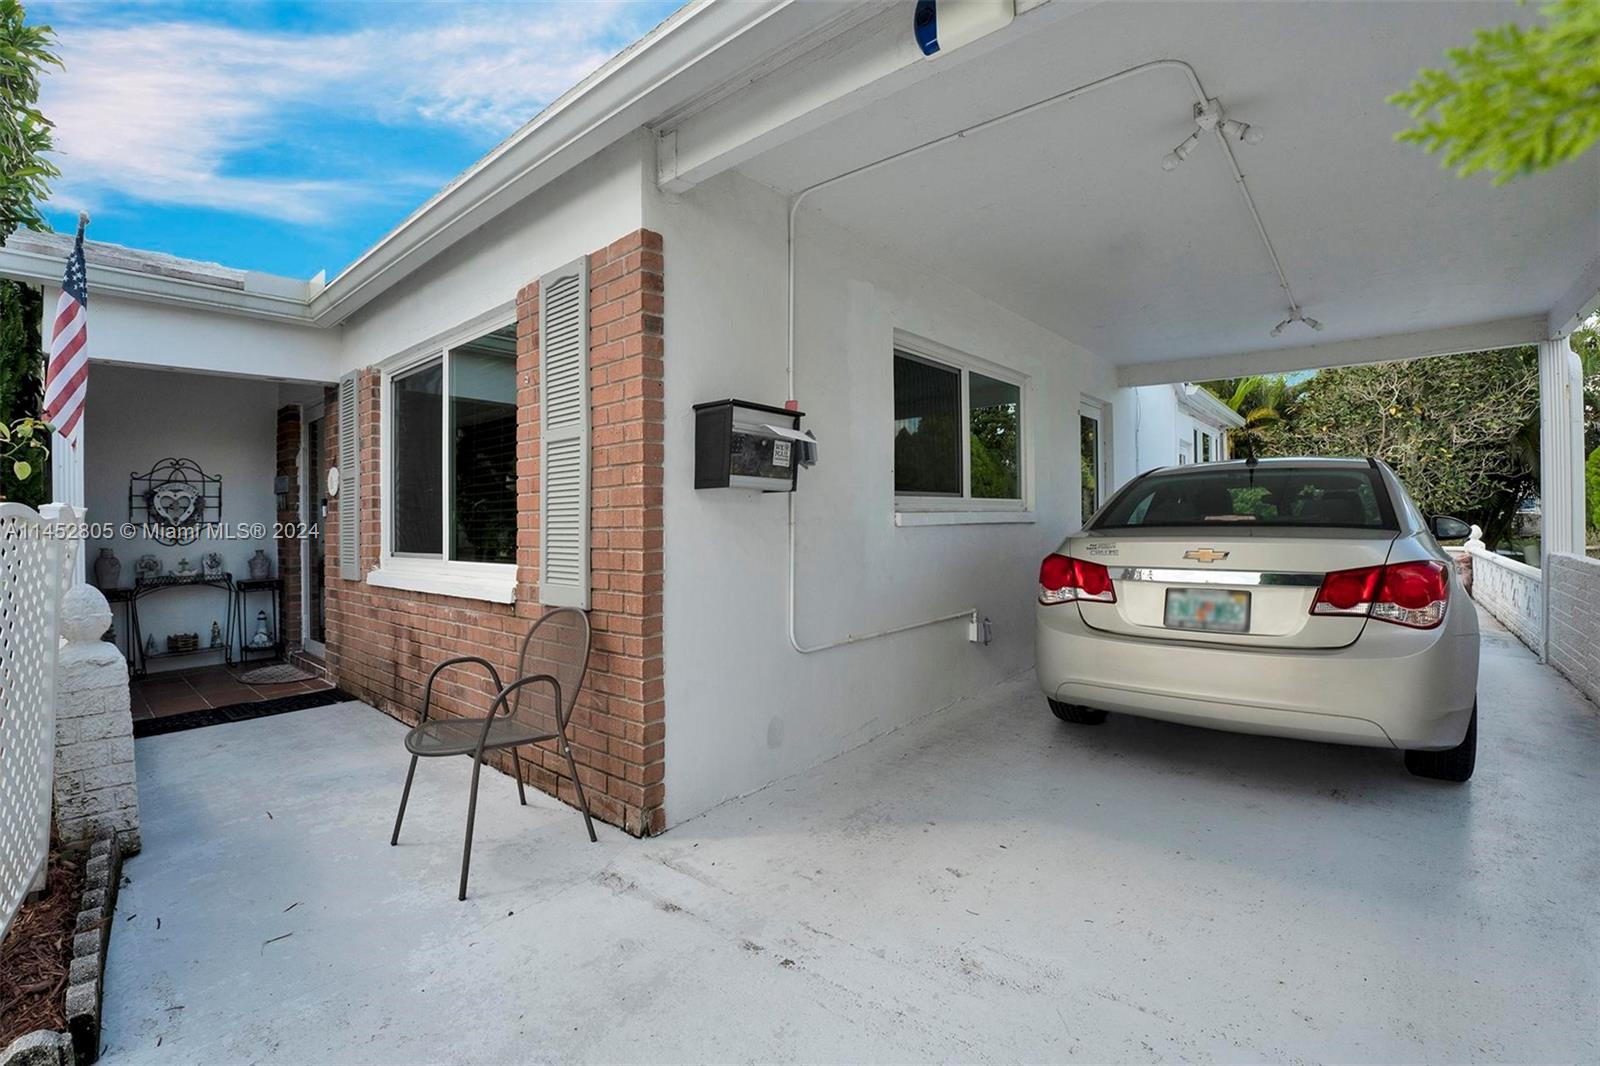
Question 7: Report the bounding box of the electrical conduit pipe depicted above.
[786,58,1305,653]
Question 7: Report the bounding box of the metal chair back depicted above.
[507,606,591,734]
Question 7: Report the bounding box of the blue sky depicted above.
[34,1,685,278]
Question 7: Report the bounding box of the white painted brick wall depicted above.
[54,586,140,852]
[1466,545,1543,652]
[1547,553,1600,708]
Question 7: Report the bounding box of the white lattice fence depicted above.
[0,502,79,941]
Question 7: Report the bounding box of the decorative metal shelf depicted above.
[128,457,222,546]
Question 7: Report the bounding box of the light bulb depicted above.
[1242,124,1265,146]
[1161,133,1199,171]
[1303,316,1323,331]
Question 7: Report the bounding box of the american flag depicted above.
[43,214,90,444]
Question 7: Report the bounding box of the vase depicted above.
[94,547,122,589]
[248,549,272,580]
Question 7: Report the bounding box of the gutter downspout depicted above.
[785,58,1305,653]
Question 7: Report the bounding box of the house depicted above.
[2,0,1594,838]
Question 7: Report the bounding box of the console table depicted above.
[123,573,236,678]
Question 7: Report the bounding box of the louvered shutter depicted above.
[337,372,361,580]
[538,258,590,609]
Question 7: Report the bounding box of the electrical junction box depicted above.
[693,399,816,492]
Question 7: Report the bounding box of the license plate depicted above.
[1164,588,1251,633]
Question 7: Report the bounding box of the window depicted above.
[1201,432,1212,463]
[893,345,1023,507]
[1092,466,1397,531]
[387,323,518,564]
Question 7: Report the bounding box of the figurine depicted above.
[209,620,223,648]
[175,557,195,577]
[250,609,273,648]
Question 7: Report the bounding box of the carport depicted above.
[654,0,1597,674]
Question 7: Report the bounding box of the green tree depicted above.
[0,0,58,236]
[1586,446,1600,541]
[1201,375,1304,457]
[1262,350,1541,548]
[1389,0,1600,184]
[0,0,58,505]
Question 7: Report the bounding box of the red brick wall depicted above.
[324,230,665,835]
[274,405,302,651]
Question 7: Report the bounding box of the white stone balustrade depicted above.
[53,584,140,852]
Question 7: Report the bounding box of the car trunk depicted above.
[1067,527,1398,650]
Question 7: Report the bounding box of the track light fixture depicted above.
[1270,310,1323,337]
[1162,97,1264,170]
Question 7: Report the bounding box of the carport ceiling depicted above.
[736,1,1598,370]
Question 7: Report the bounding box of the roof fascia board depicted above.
[1174,384,1246,428]
[309,0,794,326]
[0,242,319,326]
[1118,315,1547,387]
[656,0,1082,194]
[1547,255,1600,339]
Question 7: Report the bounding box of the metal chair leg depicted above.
[511,747,528,806]
[391,754,419,846]
[459,753,486,901]
[557,729,598,843]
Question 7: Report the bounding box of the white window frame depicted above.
[368,308,519,604]
[892,332,1033,523]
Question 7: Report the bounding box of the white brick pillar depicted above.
[53,584,140,852]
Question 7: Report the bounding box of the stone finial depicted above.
[60,584,112,643]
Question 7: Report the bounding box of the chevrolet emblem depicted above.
[1184,548,1230,564]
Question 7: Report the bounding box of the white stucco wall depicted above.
[336,134,651,370]
[647,169,1123,824]
[61,290,340,384]
[84,365,283,672]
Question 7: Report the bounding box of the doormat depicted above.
[134,688,352,738]
[237,663,317,685]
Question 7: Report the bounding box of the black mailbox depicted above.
[693,399,815,491]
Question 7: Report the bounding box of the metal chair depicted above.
[390,606,598,899]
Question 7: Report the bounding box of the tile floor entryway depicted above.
[130,664,332,721]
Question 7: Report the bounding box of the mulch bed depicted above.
[0,843,83,1046]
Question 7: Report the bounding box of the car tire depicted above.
[1048,699,1107,725]
[1404,702,1477,782]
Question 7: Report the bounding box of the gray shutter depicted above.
[337,372,361,581]
[538,257,590,609]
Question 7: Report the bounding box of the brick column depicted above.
[274,405,303,651]
[516,230,666,834]
[325,230,665,836]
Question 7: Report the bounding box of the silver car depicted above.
[1036,458,1480,781]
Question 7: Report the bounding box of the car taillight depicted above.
[1311,560,1448,628]
[1039,553,1116,605]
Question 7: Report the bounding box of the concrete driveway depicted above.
[102,609,1598,1064]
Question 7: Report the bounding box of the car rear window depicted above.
[1092,466,1397,530]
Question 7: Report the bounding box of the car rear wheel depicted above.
[1404,703,1477,782]
[1048,699,1107,725]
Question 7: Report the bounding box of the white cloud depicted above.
[40,2,667,224]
